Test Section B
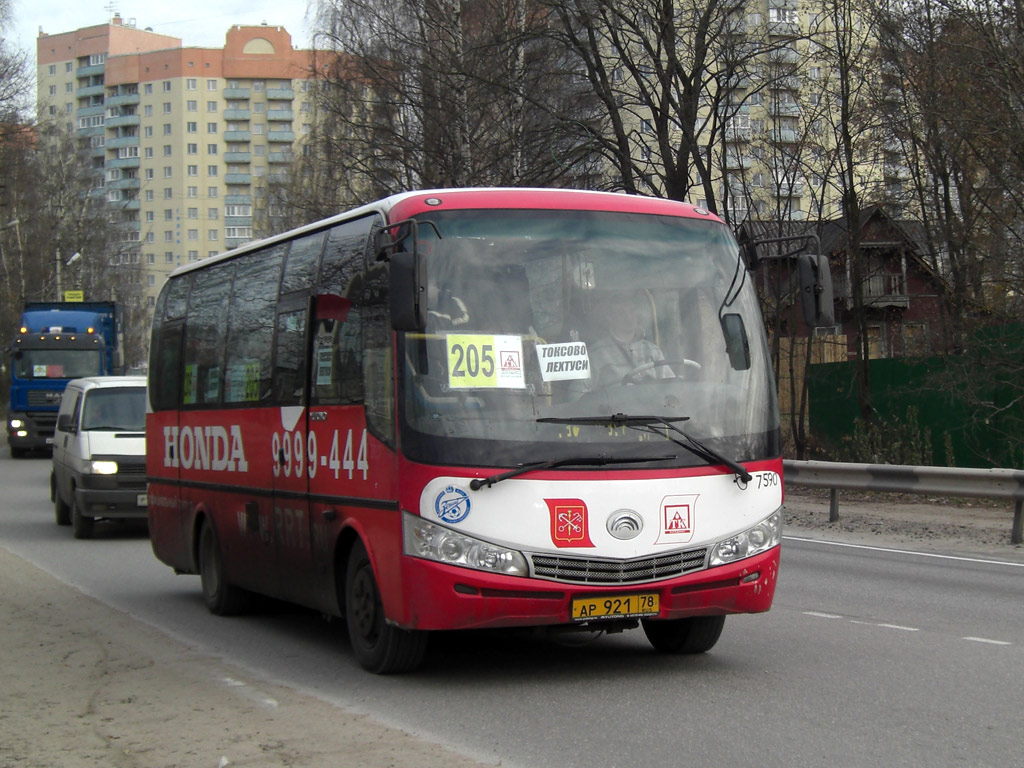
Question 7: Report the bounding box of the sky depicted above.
[8,0,317,60]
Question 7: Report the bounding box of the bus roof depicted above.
[166,188,722,280]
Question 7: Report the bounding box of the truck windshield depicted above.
[398,209,779,470]
[81,388,147,431]
[13,349,102,380]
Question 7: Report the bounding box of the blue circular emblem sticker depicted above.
[435,485,471,524]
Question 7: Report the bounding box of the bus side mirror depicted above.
[389,251,427,332]
[720,313,751,370]
[798,254,835,327]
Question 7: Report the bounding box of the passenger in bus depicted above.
[585,290,674,388]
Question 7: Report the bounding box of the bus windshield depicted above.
[399,209,778,470]
[13,349,102,380]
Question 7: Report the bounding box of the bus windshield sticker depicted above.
[445,334,526,389]
[536,342,591,382]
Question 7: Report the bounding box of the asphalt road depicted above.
[2,449,1022,768]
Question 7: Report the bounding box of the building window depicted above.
[187,122,198,133]
[163,81,172,92]
[187,100,198,111]
[207,165,218,176]
[207,79,218,90]
[207,101,218,112]
[187,165,199,176]
[209,229,219,240]
[207,123,218,133]
[207,144,218,154]
[187,78,197,90]
[188,186,198,198]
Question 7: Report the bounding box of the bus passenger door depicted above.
[271,299,316,605]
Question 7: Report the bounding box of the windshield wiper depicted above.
[469,453,677,491]
[537,413,752,485]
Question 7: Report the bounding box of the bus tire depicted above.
[71,496,94,539]
[642,615,725,654]
[198,520,249,616]
[344,541,427,674]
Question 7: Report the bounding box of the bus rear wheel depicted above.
[642,615,725,654]
[344,541,427,674]
[198,520,249,615]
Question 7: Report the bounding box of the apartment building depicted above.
[36,15,319,311]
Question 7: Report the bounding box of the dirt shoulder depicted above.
[783,487,1024,561]
[0,545,495,768]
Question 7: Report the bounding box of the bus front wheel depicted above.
[642,615,725,654]
[344,541,427,674]
[198,520,249,615]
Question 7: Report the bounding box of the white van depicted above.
[50,376,148,539]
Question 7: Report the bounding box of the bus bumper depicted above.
[399,545,779,631]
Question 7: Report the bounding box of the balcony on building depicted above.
[77,104,105,118]
[224,130,252,142]
[76,84,105,99]
[267,109,294,122]
[223,109,251,120]
[107,92,140,107]
[225,194,253,206]
[834,272,909,309]
[266,87,294,101]
[107,156,140,170]
[223,87,251,100]
[224,152,252,163]
[76,64,105,79]
[106,114,140,128]
[268,151,292,163]
[108,177,141,190]
[106,135,140,149]
[225,173,252,185]
[267,130,295,143]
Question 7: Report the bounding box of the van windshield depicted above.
[82,388,147,431]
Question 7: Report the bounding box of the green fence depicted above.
[806,347,1024,469]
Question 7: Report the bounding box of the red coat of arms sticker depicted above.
[545,498,595,548]
[654,494,698,544]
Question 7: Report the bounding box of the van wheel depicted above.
[344,541,427,674]
[198,520,249,615]
[52,475,71,526]
[642,615,725,654]
[71,496,94,539]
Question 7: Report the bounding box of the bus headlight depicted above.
[403,512,529,577]
[708,510,782,567]
[89,460,119,475]
[9,419,24,429]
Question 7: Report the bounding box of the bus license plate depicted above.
[137,493,148,506]
[571,593,659,621]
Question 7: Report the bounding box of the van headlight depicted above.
[403,512,529,577]
[89,460,119,475]
[709,510,782,566]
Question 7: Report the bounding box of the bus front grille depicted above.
[530,548,708,585]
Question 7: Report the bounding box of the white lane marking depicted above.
[804,611,843,619]
[784,535,1024,568]
[963,636,1012,646]
[877,623,919,632]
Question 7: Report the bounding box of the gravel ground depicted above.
[783,487,1024,561]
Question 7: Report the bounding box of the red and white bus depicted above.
[147,188,826,673]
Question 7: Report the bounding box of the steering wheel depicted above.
[621,358,701,385]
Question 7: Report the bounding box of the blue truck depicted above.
[7,302,124,456]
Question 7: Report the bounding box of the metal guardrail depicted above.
[782,460,1024,545]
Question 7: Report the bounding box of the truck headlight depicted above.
[403,512,529,577]
[709,510,782,567]
[89,460,119,475]
[9,419,24,429]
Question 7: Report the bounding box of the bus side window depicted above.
[312,296,362,406]
[281,231,326,295]
[273,308,308,406]
[224,245,284,404]
[362,263,394,448]
[182,263,235,407]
